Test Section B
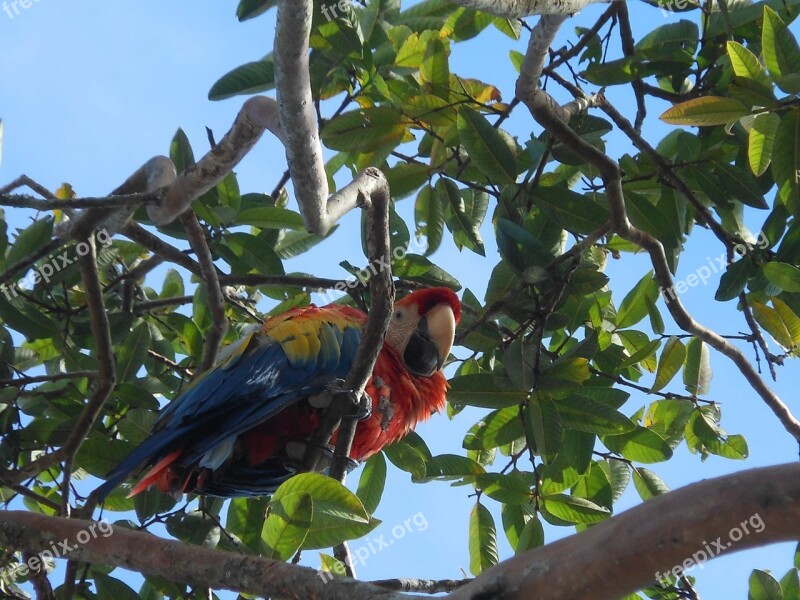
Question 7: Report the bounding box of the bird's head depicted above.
[385,287,461,377]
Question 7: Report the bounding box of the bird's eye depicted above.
[394,310,403,320]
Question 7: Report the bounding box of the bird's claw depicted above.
[309,379,372,421]
[284,440,359,473]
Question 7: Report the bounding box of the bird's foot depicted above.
[284,440,359,473]
[308,379,372,421]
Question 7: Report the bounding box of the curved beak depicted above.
[403,303,456,376]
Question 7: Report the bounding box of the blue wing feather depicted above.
[97,312,363,498]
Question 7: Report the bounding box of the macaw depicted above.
[97,287,460,498]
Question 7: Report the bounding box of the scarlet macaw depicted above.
[97,287,460,498]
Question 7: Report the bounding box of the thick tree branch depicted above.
[57,156,176,240]
[274,0,329,234]
[147,96,282,225]
[301,169,394,475]
[0,511,422,600]
[448,0,612,18]
[450,463,800,600]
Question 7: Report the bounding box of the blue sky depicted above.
[1,1,799,597]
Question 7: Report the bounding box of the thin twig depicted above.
[0,191,162,211]
[0,371,97,388]
[121,222,206,278]
[180,212,228,374]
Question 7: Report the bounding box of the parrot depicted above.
[96,287,460,499]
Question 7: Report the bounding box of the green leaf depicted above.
[448,374,528,408]
[715,259,753,301]
[414,184,445,256]
[418,453,485,482]
[237,206,305,230]
[603,427,673,463]
[220,232,284,276]
[319,553,347,578]
[94,574,141,600]
[749,112,780,176]
[652,336,686,392]
[476,471,533,504]
[532,186,610,235]
[226,497,270,552]
[683,338,711,396]
[773,298,800,349]
[727,41,773,90]
[660,96,750,126]
[322,108,406,153]
[134,488,177,521]
[762,262,800,292]
[468,502,499,575]
[751,301,794,350]
[437,178,485,255]
[5,218,54,270]
[780,568,799,599]
[457,106,517,184]
[504,336,534,391]
[632,467,670,500]
[237,0,275,21]
[772,111,800,211]
[384,440,428,480]
[542,494,610,524]
[749,568,784,600]
[262,491,313,560]
[166,512,219,547]
[762,6,800,93]
[553,395,637,435]
[78,437,136,479]
[274,226,336,259]
[420,35,450,98]
[356,453,386,514]
[463,406,524,451]
[170,128,195,174]
[515,515,544,554]
[270,473,379,549]
[616,272,658,329]
[116,321,151,383]
[0,296,61,341]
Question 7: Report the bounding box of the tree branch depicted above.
[0,511,423,600]
[147,96,282,225]
[0,191,162,211]
[448,0,612,18]
[179,212,228,374]
[3,464,800,599]
[450,463,800,600]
